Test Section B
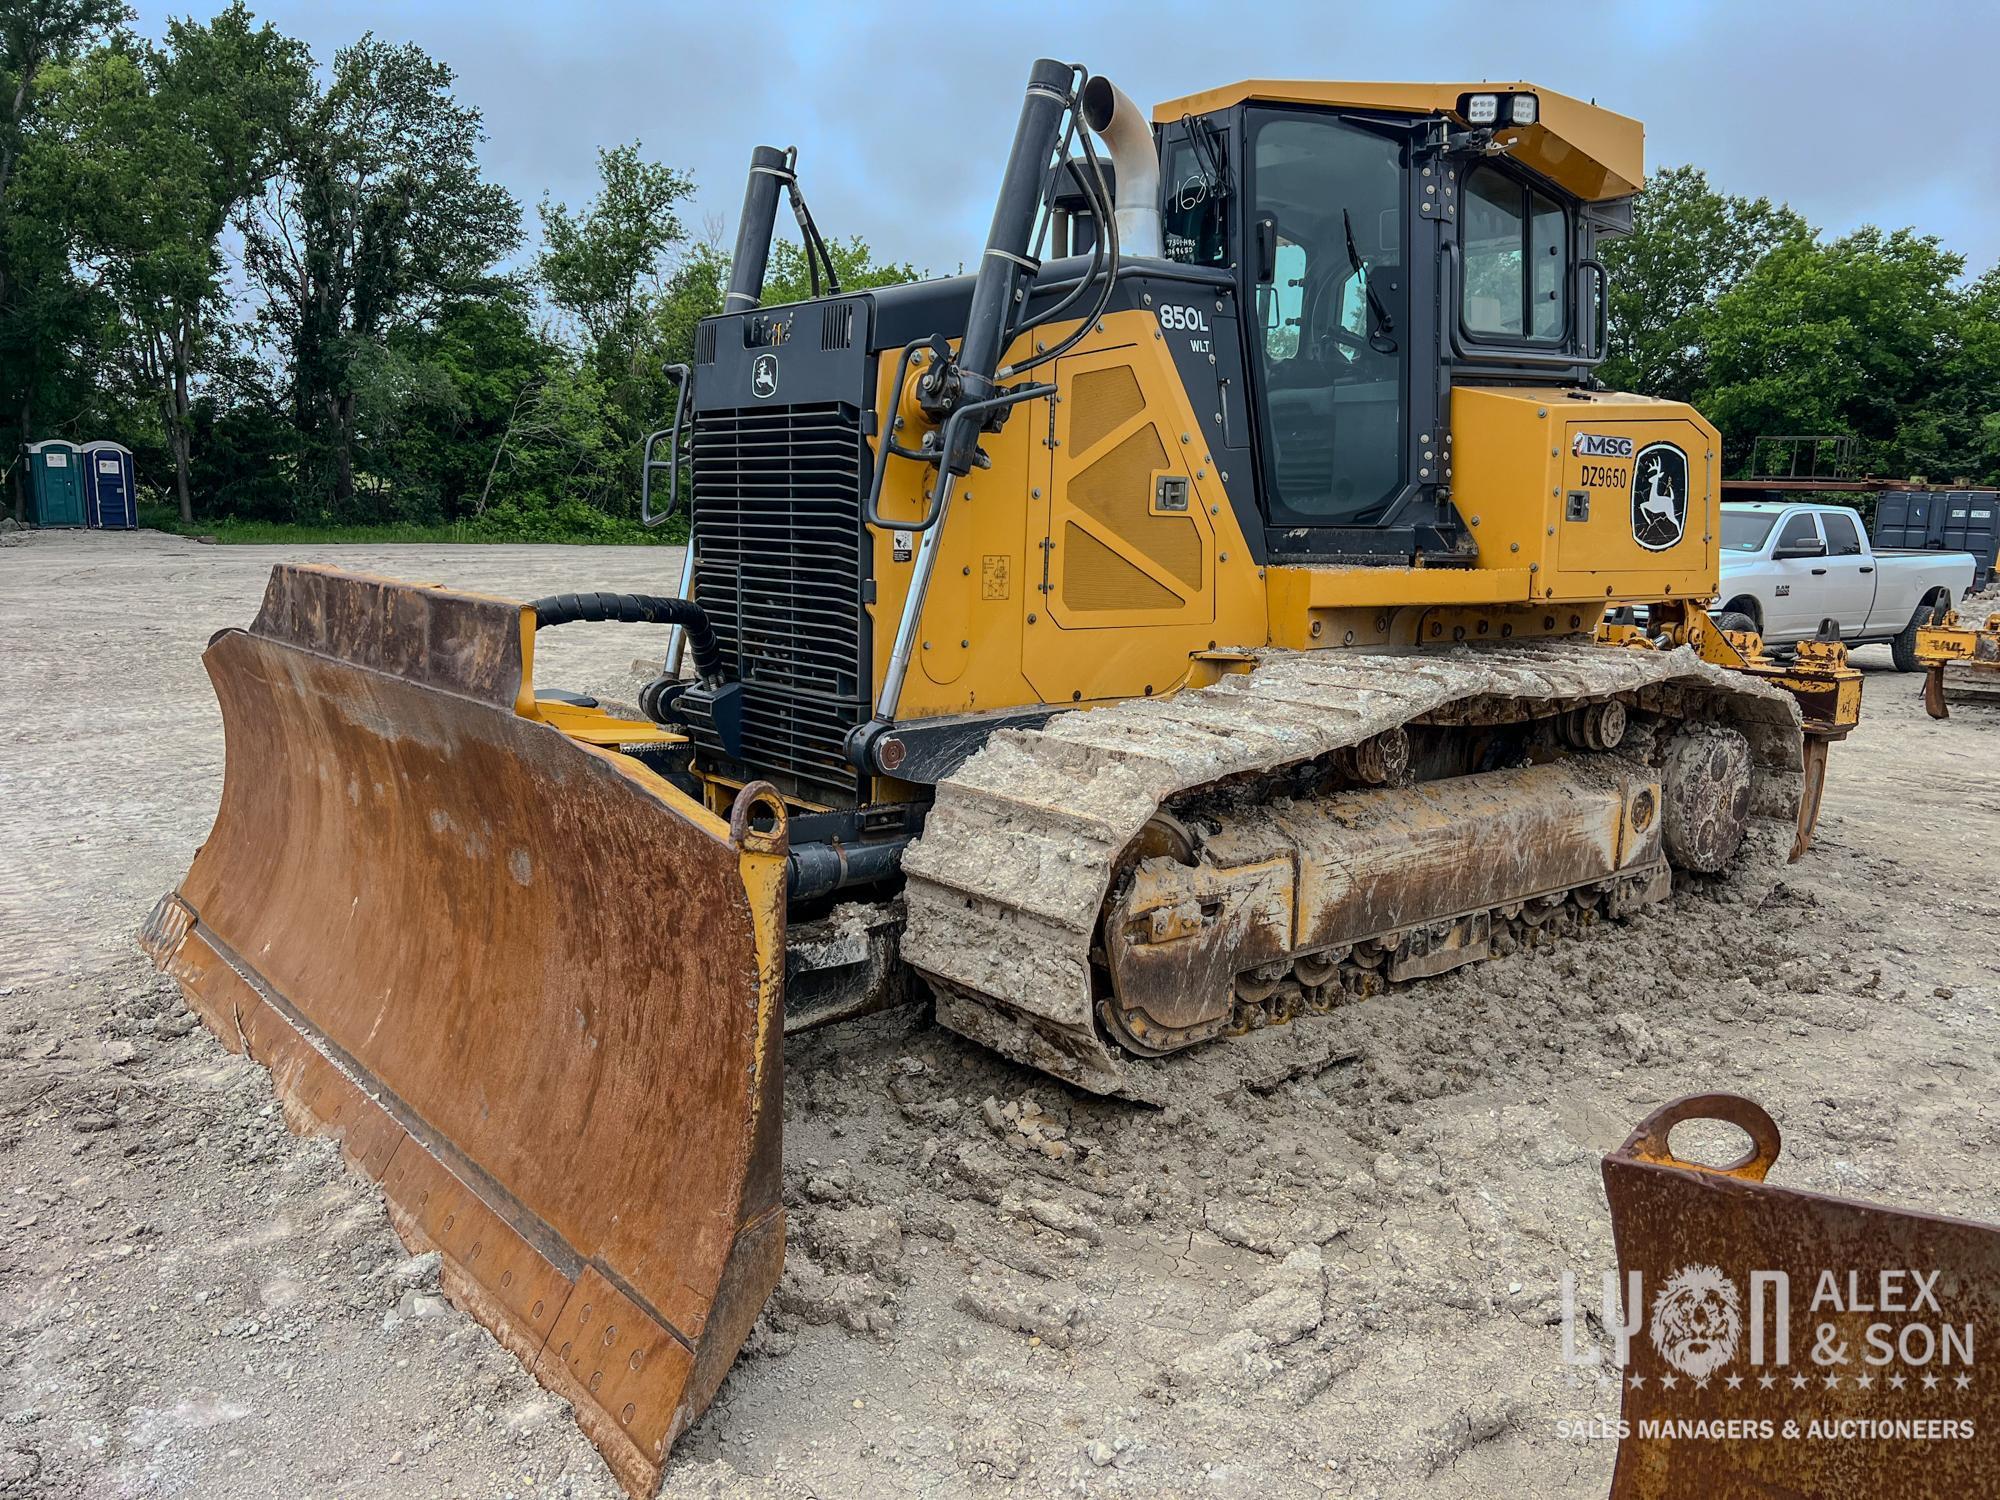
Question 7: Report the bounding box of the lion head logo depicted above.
[1648,1264,1742,1378]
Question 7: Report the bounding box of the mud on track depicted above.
[2,528,1995,1498]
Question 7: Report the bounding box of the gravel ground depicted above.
[1,528,1995,1499]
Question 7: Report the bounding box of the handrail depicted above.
[640,363,691,528]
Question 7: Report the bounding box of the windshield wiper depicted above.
[1342,209,1397,351]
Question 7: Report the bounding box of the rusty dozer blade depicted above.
[1603,1094,2000,1498]
[141,564,788,1497]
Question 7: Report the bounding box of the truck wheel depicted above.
[1711,610,1757,637]
[1891,606,1929,673]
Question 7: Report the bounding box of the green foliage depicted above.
[137,499,669,545]
[763,235,923,307]
[33,8,2000,541]
[1603,167,1999,484]
[244,31,522,517]
[1598,165,1811,402]
[0,0,131,516]
[42,3,310,519]
[1697,228,1986,479]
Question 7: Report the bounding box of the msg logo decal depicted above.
[1573,432,1635,458]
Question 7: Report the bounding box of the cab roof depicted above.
[1150,80,1643,202]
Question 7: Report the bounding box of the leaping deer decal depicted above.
[1637,454,1679,535]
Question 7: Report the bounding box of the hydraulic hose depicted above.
[527,592,724,684]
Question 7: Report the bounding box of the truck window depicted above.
[1775,513,1821,552]
[1721,512,1778,552]
[1821,512,1863,556]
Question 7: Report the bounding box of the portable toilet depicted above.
[24,440,86,527]
[80,440,137,529]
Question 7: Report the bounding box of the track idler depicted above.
[1658,726,1753,874]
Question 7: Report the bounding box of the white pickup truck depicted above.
[1715,501,1974,669]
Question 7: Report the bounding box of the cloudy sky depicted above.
[135,0,1997,280]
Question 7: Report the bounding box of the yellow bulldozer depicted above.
[143,63,1863,1495]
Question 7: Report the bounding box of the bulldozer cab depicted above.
[1150,83,1641,563]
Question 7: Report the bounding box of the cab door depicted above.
[1813,509,1875,636]
[1766,510,1828,637]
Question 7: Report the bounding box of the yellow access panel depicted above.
[1451,385,1717,605]
[1022,319,1264,706]
[1040,344,1216,630]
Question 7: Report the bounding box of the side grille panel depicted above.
[690,402,868,804]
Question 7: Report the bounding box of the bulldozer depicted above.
[143,63,1863,1495]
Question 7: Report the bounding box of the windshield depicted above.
[1721,512,1779,553]
[1248,110,1406,527]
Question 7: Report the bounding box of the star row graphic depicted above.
[1621,1369,1975,1392]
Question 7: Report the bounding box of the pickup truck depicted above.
[1715,501,1974,670]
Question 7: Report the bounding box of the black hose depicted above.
[527,592,724,683]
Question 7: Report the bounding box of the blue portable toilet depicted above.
[23,440,86,527]
[80,441,138,529]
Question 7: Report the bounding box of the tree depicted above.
[1599,165,1811,403]
[245,33,519,517]
[1933,267,2000,485]
[0,0,128,517]
[50,4,309,520]
[537,144,690,379]
[1699,227,1968,476]
[0,0,126,233]
[532,143,692,516]
[762,234,920,308]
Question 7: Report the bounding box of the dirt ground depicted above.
[2,527,1995,1500]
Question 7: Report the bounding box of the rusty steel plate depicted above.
[142,565,787,1497]
[1604,1094,2000,1497]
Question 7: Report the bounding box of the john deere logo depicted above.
[751,352,779,399]
[1631,442,1690,551]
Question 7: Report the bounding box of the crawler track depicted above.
[902,642,1803,1094]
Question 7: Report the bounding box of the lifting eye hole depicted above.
[728,782,790,852]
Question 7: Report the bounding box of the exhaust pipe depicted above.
[949,58,1074,444]
[725,144,791,309]
[1079,76,1161,259]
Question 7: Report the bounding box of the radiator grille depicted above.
[690,402,869,804]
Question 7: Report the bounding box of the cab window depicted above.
[1161,133,1228,267]
[1821,511,1863,556]
[1462,166,1567,341]
[1775,513,1822,553]
[1262,238,1307,360]
[1248,110,1406,526]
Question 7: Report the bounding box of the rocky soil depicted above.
[2,530,1995,1499]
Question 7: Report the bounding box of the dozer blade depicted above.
[141,565,787,1498]
[1604,1094,2000,1498]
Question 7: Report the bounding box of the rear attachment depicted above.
[904,643,1804,1097]
[1917,610,2000,717]
[1605,1095,2000,1497]
[142,565,786,1498]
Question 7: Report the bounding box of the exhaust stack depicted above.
[1079,76,1161,259]
[725,145,790,309]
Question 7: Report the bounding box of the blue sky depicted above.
[134,0,1998,281]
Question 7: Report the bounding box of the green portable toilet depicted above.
[25,440,86,527]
